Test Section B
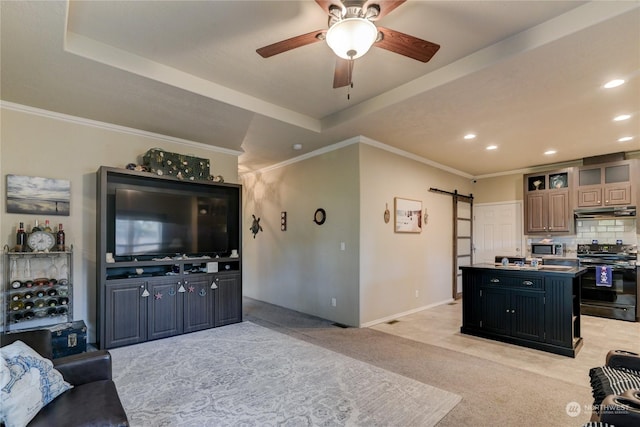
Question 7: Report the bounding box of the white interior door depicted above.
[473,202,523,263]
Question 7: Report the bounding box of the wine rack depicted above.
[3,245,73,332]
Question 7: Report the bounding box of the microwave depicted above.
[531,243,564,256]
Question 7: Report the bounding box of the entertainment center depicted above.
[96,166,242,349]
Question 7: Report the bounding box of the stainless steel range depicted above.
[577,244,638,322]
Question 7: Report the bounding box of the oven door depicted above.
[580,265,637,321]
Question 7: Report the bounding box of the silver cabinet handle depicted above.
[523,280,533,286]
[490,278,500,283]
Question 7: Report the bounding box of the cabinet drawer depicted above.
[481,274,543,290]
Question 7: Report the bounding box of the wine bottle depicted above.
[11,293,22,302]
[12,312,23,322]
[23,291,34,300]
[47,298,58,307]
[57,306,68,315]
[24,311,35,320]
[16,222,27,252]
[32,220,41,232]
[36,289,46,298]
[24,300,34,310]
[56,224,65,251]
[47,288,58,296]
[11,280,22,289]
[34,298,45,308]
[43,219,52,233]
[10,300,24,311]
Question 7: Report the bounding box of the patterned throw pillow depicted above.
[0,340,72,427]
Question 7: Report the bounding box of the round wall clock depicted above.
[27,231,56,252]
[313,208,326,225]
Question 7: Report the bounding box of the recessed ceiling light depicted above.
[292,143,303,150]
[544,150,557,155]
[604,79,625,89]
[618,136,634,142]
[464,133,476,140]
[486,145,498,150]
[614,114,631,121]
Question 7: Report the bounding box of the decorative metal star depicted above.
[154,292,163,300]
[188,286,195,293]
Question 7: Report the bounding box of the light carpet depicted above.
[110,321,461,426]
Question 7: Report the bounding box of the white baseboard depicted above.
[360,299,456,328]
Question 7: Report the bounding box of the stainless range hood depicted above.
[574,206,636,219]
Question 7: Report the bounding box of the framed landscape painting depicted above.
[6,175,71,215]
[394,197,422,233]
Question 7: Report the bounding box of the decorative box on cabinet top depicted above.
[143,148,210,180]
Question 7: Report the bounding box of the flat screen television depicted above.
[114,188,232,258]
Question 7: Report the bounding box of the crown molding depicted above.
[1,101,243,157]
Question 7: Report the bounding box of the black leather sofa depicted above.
[1,329,129,427]
[589,350,640,426]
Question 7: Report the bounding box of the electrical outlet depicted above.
[415,290,419,298]
[340,242,345,251]
[331,297,337,307]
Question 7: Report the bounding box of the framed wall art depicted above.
[6,175,71,216]
[394,197,422,233]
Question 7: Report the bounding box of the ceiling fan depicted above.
[256,0,440,89]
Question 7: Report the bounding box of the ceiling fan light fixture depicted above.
[326,18,377,60]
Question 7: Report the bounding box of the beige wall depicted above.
[242,139,474,327]
[359,143,473,325]
[0,106,239,339]
[241,143,361,326]
[472,173,523,204]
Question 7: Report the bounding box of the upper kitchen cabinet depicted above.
[576,160,638,208]
[524,168,572,234]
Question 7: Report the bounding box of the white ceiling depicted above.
[1,1,639,177]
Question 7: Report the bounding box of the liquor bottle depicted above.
[56,224,65,251]
[43,220,53,233]
[32,220,41,232]
[16,222,27,252]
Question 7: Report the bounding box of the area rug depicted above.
[110,321,461,426]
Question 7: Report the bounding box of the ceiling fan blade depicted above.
[315,0,345,14]
[256,30,326,58]
[333,58,353,88]
[362,0,406,20]
[375,27,440,62]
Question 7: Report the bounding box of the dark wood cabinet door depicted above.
[526,193,547,234]
[148,279,182,340]
[104,282,147,348]
[215,273,242,327]
[548,189,570,232]
[604,184,631,206]
[511,290,545,342]
[480,286,510,336]
[183,277,215,333]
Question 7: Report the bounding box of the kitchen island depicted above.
[460,263,587,357]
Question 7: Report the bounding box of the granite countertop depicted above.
[461,263,587,277]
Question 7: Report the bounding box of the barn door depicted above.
[453,194,473,299]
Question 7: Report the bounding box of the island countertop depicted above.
[460,263,587,277]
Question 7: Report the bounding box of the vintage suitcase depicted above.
[48,320,87,359]
[142,148,210,181]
